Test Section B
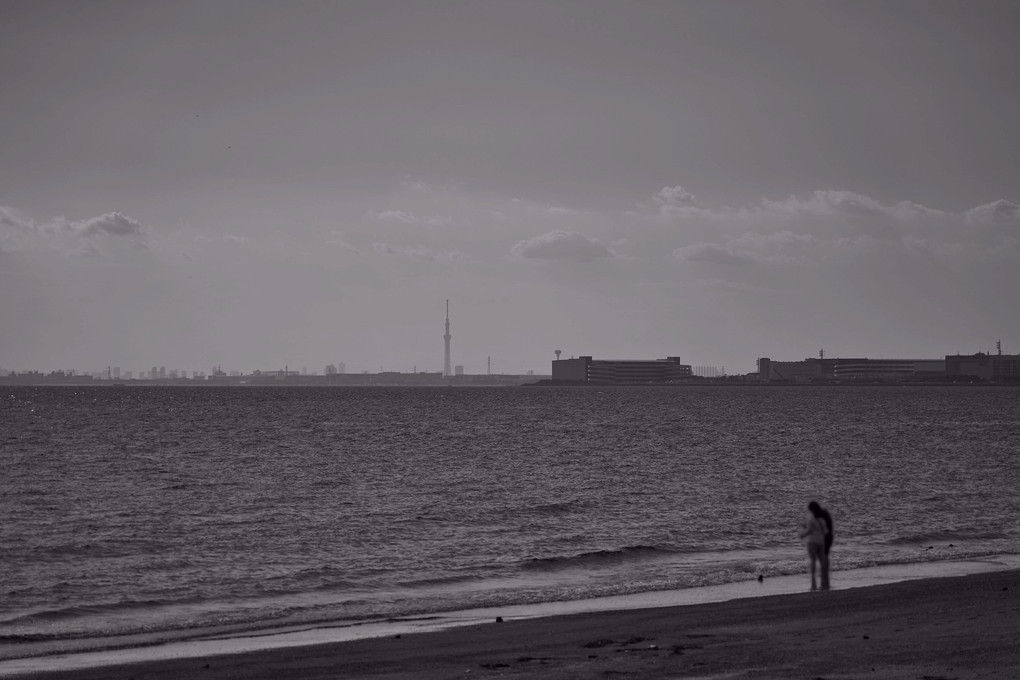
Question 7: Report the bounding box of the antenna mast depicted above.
[443,300,452,377]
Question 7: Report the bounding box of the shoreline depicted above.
[5,555,1020,678]
[6,381,1019,387]
[8,568,1020,680]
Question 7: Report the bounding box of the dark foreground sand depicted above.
[17,569,1020,680]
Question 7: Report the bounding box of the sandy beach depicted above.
[9,568,1019,680]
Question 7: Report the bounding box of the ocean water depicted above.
[2,385,1019,664]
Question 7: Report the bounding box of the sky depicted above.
[2,0,1019,376]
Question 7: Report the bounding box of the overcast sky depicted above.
[2,1,1018,376]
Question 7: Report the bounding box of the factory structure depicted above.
[545,341,1019,385]
[944,352,1020,382]
[757,347,1020,384]
[551,356,693,384]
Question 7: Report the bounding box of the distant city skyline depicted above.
[2,2,1019,374]
[2,340,1011,382]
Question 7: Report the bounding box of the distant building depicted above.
[552,356,692,383]
[833,359,945,381]
[757,358,823,383]
[945,352,1020,382]
[455,364,464,376]
[757,357,946,383]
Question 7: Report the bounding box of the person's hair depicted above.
[808,501,821,515]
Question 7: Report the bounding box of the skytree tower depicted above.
[443,300,452,377]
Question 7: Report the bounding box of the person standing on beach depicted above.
[810,501,833,590]
[799,501,828,591]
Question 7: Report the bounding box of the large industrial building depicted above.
[552,356,693,383]
[945,352,1020,382]
[758,352,1020,383]
[757,357,946,382]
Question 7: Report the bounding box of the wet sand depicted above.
[13,569,1020,680]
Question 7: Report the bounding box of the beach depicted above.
[11,568,1019,680]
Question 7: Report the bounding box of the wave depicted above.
[0,597,206,629]
[521,545,673,571]
[30,538,170,559]
[4,547,1017,663]
[884,530,1009,546]
[526,499,590,516]
[258,567,361,593]
[395,573,487,588]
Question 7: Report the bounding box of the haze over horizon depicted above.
[2,1,1018,376]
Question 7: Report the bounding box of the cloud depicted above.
[372,242,470,261]
[761,190,890,218]
[67,212,145,237]
[673,242,752,265]
[545,206,590,218]
[367,209,454,227]
[0,206,148,256]
[965,199,1020,225]
[0,207,29,252]
[645,186,951,226]
[639,186,1020,270]
[399,180,431,193]
[755,191,954,226]
[327,231,360,254]
[654,185,697,207]
[24,211,147,238]
[673,231,874,266]
[511,230,614,263]
[1,206,24,229]
[733,231,820,256]
[649,185,712,219]
[891,200,947,220]
[368,209,418,223]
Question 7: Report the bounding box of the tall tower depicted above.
[443,300,452,377]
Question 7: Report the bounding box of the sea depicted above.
[2,384,1019,670]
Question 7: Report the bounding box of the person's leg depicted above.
[821,546,831,590]
[807,544,820,591]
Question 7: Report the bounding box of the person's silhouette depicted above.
[808,501,833,590]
